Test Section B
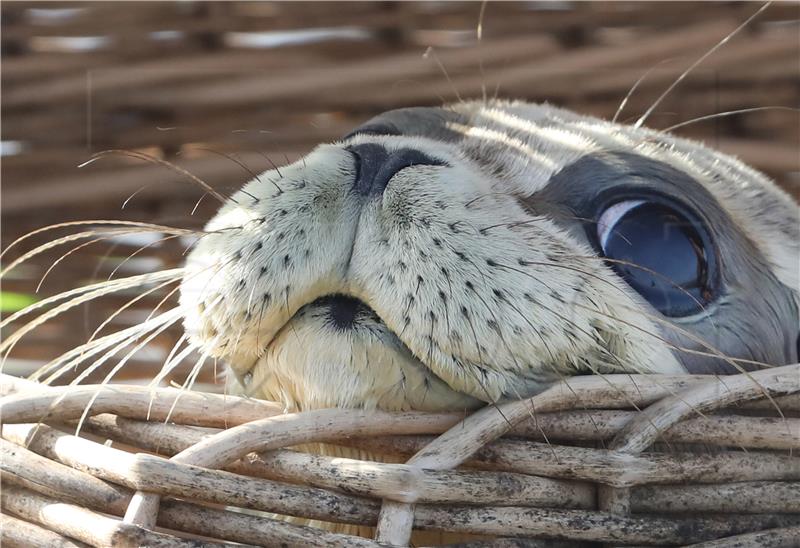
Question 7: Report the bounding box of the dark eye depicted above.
[595,198,717,317]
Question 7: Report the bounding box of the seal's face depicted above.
[180,101,799,411]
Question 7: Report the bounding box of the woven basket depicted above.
[1,365,798,547]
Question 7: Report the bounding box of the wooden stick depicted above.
[1,414,800,542]
[122,403,488,525]
[374,364,800,545]
[525,410,800,449]
[410,507,800,546]
[0,374,40,396]
[684,525,800,547]
[0,373,749,427]
[471,438,800,487]
[6,458,800,547]
[0,513,89,548]
[0,438,129,514]
[0,485,230,547]
[631,482,800,514]
[81,414,596,509]
[0,380,283,427]
[46,416,800,515]
[1,422,381,526]
[0,441,379,547]
[611,364,800,454]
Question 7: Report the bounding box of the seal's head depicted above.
[180,101,799,412]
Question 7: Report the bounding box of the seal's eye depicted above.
[595,198,717,317]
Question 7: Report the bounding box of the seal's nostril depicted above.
[347,143,447,197]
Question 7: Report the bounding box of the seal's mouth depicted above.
[306,294,381,333]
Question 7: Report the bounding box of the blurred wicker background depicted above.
[2,1,799,389]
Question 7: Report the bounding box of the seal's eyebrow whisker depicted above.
[476,0,489,105]
[612,58,677,124]
[634,1,772,129]
[423,46,464,105]
[661,106,800,134]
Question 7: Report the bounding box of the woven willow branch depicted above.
[374,365,800,545]
[1,365,798,546]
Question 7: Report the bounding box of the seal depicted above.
[179,100,800,413]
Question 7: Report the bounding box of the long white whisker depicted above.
[0,220,196,263]
[2,228,155,278]
[612,58,675,124]
[662,106,800,133]
[163,335,220,425]
[0,269,183,330]
[35,233,133,292]
[0,269,184,365]
[37,308,181,384]
[107,233,186,281]
[73,308,183,434]
[86,277,182,347]
[634,2,771,129]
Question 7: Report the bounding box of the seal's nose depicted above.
[347,143,445,197]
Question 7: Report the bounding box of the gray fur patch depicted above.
[345,107,467,143]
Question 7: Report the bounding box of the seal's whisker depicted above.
[612,58,676,124]
[162,335,220,425]
[518,253,712,326]
[571,301,782,419]
[107,233,187,282]
[159,295,222,384]
[79,149,232,205]
[2,227,162,278]
[0,220,197,263]
[87,277,182,347]
[149,335,197,389]
[0,269,183,331]
[661,106,800,134]
[35,233,142,293]
[634,2,772,129]
[491,258,726,418]
[70,309,184,435]
[72,308,183,390]
[34,307,182,385]
[191,146,280,197]
[0,269,185,365]
[509,249,775,373]
[423,46,464,105]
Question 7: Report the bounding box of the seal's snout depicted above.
[347,143,446,197]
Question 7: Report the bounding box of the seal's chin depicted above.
[236,293,483,412]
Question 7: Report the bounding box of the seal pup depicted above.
[180,100,800,414]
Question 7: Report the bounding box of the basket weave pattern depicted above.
[1,365,798,547]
